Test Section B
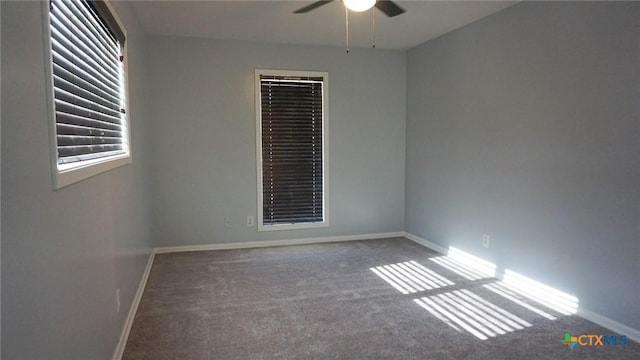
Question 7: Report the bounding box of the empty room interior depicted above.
[1,0,639,359]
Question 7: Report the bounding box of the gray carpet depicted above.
[123,238,639,359]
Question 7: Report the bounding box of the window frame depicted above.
[255,69,330,232]
[43,0,131,189]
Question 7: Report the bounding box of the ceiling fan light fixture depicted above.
[343,0,376,12]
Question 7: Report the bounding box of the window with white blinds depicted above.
[256,70,329,231]
[46,0,130,188]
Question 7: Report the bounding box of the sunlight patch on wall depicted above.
[370,261,454,294]
[429,247,496,280]
[414,289,532,340]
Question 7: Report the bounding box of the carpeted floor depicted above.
[122,238,639,359]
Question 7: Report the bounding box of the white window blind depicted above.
[49,0,127,166]
[258,73,327,228]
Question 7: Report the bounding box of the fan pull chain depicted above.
[372,6,376,48]
[345,7,350,53]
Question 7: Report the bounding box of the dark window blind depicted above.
[260,75,324,225]
[49,0,127,165]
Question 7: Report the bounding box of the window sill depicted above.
[54,153,131,189]
[257,221,330,232]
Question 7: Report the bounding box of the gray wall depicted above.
[1,1,153,359]
[147,37,406,247]
[406,2,640,330]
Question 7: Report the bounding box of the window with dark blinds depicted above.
[48,0,128,167]
[258,72,328,229]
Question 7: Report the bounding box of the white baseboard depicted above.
[153,231,405,254]
[403,231,448,255]
[113,252,156,360]
[578,308,640,344]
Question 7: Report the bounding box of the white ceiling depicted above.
[131,1,517,50]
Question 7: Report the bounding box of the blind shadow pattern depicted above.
[370,249,578,341]
[429,247,496,281]
[370,261,454,294]
[414,289,532,340]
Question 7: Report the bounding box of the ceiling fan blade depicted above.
[375,0,405,17]
[293,1,334,14]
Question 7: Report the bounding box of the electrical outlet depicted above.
[482,234,490,248]
[116,288,121,313]
[247,216,254,227]
[224,218,232,229]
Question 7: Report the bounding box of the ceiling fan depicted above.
[293,0,405,18]
[293,1,406,51]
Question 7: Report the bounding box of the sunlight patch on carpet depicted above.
[485,270,578,317]
[370,261,454,294]
[484,283,557,320]
[414,289,532,340]
[429,247,496,281]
